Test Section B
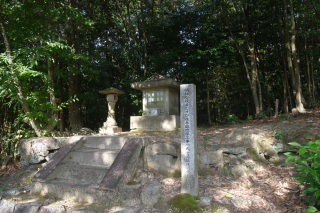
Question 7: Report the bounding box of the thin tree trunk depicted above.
[220,2,260,115]
[0,21,42,137]
[140,0,148,78]
[311,31,316,105]
[46,57,58,130]
[14,140,20,163]
[289,0,304,112]
[59,78,65,132]
[66,0,82,131]
[205,69,211,125]
[256,69,263,112]
[282,0,297,98]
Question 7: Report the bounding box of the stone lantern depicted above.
[99,87,124,134]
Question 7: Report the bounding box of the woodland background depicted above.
[0,0,320,163]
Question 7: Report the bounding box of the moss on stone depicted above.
[194,196,200,200]
[160,170,181,178]
[170,193,201,212]
[198,168,214,176]
[127,180,138,185]
[245,148,267,166]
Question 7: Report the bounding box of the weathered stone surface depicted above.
[108,205,144,213]
[0,199,16,213]
[210,143,246,155]
[144,141,181,174]
[66,210,97,213]
[20,138,33,167]
[199,150,223,165]
[1,187,24,196]
[150,142,177,156]
[32,136,83,181]
[180,84,198,196]
[14,202,41,213]
[198,149,224,175]
[135,171,154,185]
[45,153,55,162]
[100,138,142,190]
[24,185,32,190]
[223,153,256,177]
[197,197,211,206]
[231,197,244,207]
[119,184,142,206]
[141,180,161,206]
[24,137,59,165]
[130,115,180,131]
[29,151,45,164]
[39,205,66,213]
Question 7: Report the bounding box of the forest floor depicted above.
[0,110,320,212]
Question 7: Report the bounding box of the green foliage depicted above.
[271,129,285,140]
[279,110,293,121]
[256,112,266,120]
[305,206,320,212]
[170,193,201,212]
[0,186,10,192]
[203,136,210,142]
[246,115,253,122]
[284,140,320,208]
[225,114,240,124]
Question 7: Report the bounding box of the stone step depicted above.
[32,180,116,204]
[84,136,129,150]
[46,164,109,185]
[61,148,120,167]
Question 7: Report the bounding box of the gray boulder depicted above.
[108,205,144,213]
[119,184,142,206]
[144,141,180,175]
[0,199,16,213]
[14,202,41,213]
[141,180,161,206]
[39,205,66,213]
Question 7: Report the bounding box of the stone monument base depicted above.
[130,115,180,131]
[99,126,122,134]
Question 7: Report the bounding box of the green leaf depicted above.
[288,142,301,147]
[305,206,318,212]
[315,191,320,198]
[298,147,307,155]
[286,156,296,163]
[295,165,306,172]
[311,161,320,169]
[298,176,306,184]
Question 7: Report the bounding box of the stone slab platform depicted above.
[130,115,180,131]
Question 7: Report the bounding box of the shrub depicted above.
[225,114,240,124]
[285,140,320,210]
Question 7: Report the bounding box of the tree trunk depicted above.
[249,43,260,115]
[14,140,20,163]
[205,69,211,125]
[289,0,305,112]
[0,20,42,137]
[66,0,82,131]
[140,0,148,78]
[282,0,297,98]
[45,57,58,131]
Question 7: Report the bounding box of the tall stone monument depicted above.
[99,87,124,134]
[180,84,198,196]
